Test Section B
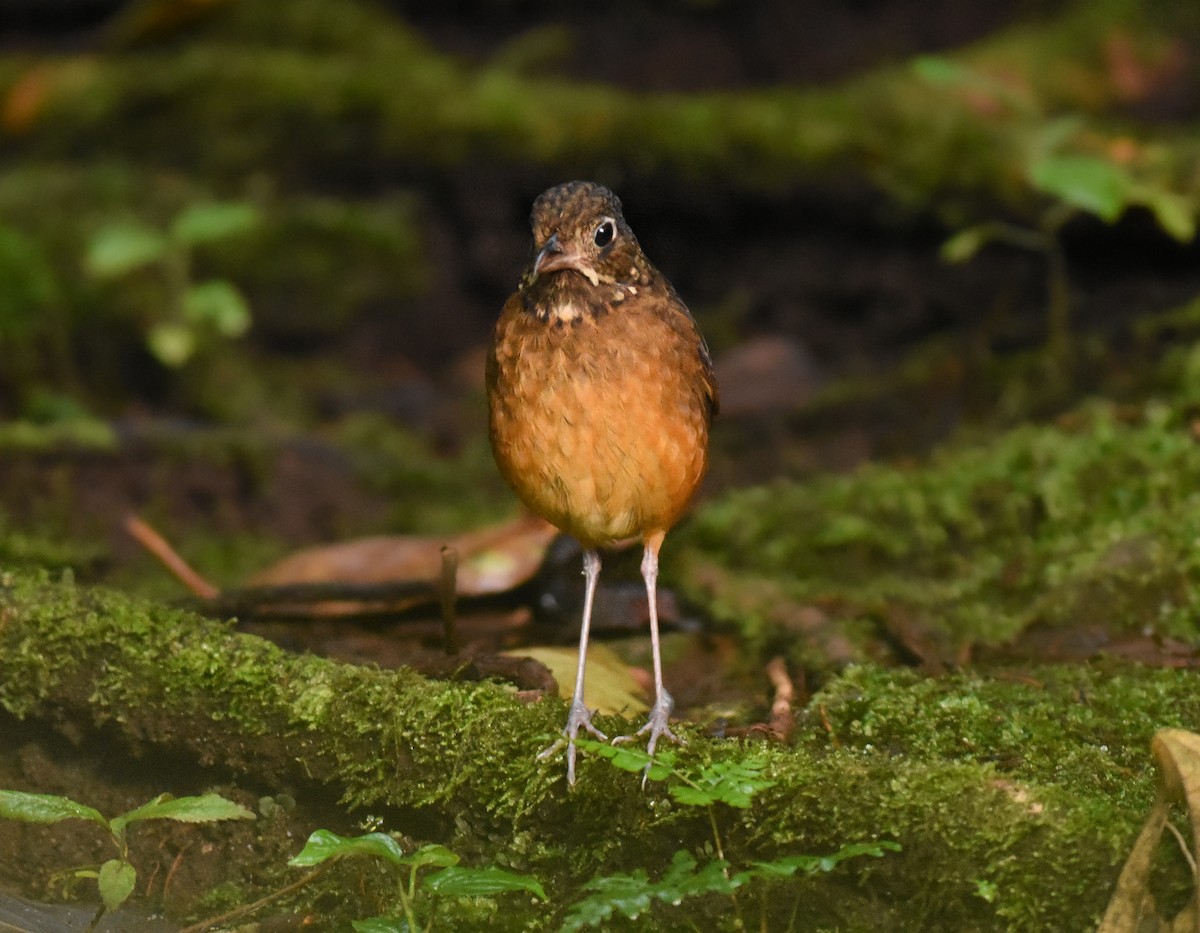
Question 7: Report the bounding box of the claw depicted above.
[614,689,683,787]
[539,699,607,785]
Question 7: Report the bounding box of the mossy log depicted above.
[675,397,1200,669]
[1,568,1194,930]
[1,0,1194,219]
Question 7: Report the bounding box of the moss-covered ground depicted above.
[5,374,1200,928]
[3,0,1200,929]
[679,393,1200,665]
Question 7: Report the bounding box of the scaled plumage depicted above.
[487,180,717,784]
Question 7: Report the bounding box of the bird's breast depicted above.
[487,294,711,547]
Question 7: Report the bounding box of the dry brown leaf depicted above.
[237,513,558,617]
[1098,729,1200,933]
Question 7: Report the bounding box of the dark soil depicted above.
[0,712,335,929]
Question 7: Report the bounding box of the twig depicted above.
[205,578,438,618]
[765,656,795,742]
[123,514,218,600]
[1166,819,1198,878]
[162,848,187,902]
[177,865,328,933]
[819,702,840,750]
[440,545,459,656]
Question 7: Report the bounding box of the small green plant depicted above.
[913,55,1196,360]
[288,829,546,932]
[914,56,1195,244]
[84,200,260,367]
[0,788,254,926]
[567,742,900,931]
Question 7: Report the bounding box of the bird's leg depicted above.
[615,531,682,784]
[538,547,607,784]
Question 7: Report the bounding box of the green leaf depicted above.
[1138,188,1196,243]
[97,858,137,913]
[655,850,741,899]
[561,851,739,932]
[111,793,254,834]
[911,55,973,87]
[407,843,459,869]
[171,201,261,246]
[575,739,674,781]
[940,226,993,264]
[1029,155,1133,222]
[561,868,655,932]
[288,829,408,868]
[424,865,546,900]
[147,322,195,367]
[742,840,901,881]
[1029,115,1086,160]
[668,757,775,809]
[85,223,168,277]
[0,790,107,828]
[183,280,252,337]
[352,918,409,933]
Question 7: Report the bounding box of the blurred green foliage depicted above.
[0,163,424,419]
[85,199,260,367]
[0,0,1194,420]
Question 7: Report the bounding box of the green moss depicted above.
[7,0,1191,206]
[2,569,1196,929]
[0,510,107,576]
[0,417,118,450]
[699,664,1191,931]
[811,665,1185,806]
[678,398,1200,661]
[790,664,1199,930]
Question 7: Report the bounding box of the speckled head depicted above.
[525,180,649,288]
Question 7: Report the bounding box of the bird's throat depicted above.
[523,275,618,326]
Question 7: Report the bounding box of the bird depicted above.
[486,180,718,784]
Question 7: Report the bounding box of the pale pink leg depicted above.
[615,532,681,784]
[538,547,607,784]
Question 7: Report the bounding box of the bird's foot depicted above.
[613,690,683,787]
[538,699,607,786]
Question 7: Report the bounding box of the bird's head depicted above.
[524,181,648,289]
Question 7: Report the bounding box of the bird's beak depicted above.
[533,233,590,280]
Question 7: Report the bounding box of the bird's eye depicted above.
[593,219,615,248]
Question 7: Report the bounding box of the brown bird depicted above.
[487,181,718,784]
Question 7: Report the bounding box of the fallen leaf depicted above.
[233,513,558,617]
[1098,729,1200,932]
[509,644,647,716]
